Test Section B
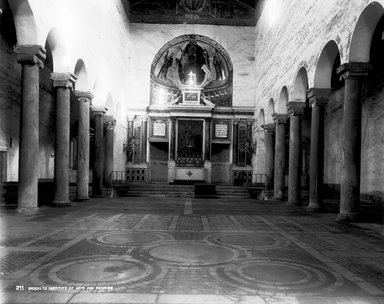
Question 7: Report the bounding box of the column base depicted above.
[287,200,302,206]
[306,201,324,212]
[90,194,105,198]
[74,196,90,201]
[17,207,39,214]
[273,189,285,201]
[273,196,285,201]
[336,212,358,223]
[52,200,71,207]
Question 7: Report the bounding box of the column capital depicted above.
[104,116,116,130]
[51,72,77,89]
[307,88,331,107]
[74,91,94,102]
[92,105,107,117]
[337,62,371,80]
[273,114,288,125]
[14,44,46,68]
[287,101,305,116]
[262,123,275,134]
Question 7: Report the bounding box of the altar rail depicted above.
[111,169,148,184]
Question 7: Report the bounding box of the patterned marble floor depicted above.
[0,196,384,303]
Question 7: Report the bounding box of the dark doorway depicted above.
[150,142,169,183]
[0,151,7,204]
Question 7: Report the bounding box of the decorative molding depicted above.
[337,62,371,80]
[92,106,107,116]
[14,45,46,68]
[75,91,94,103]
[273,114,289,125]
[307,88,330,107]
[104,116,116,130]
[287,101,305,116]
[262,123,275,134]
[51,73,77,89]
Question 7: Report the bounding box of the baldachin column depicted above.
[14,45,46,213]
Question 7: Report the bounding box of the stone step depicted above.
[114,183,256,199]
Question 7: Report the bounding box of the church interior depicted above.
[1,0,384,303]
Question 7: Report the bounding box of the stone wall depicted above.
[254,0,384,201]
[0,34,20,181]
[254,0,383,108]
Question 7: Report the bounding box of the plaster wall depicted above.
[361,88,384,199]
[323,89,343,191]
[128,23,256,109]
[28,0,132,173]
[0,35,56,181]
[38,67,56,180]
[0,36,20,181]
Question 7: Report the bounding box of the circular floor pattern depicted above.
[88,231,167,247]
[214,258,344,296]
[31,256,157,287]
[211,233,290,250]
[146,242,239,266]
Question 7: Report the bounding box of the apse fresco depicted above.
[150,34,233,107]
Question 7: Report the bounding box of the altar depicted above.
[125,34,255,185]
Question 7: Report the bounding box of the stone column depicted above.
[14,45,46,213]
[104,116,116,187]
[307,88,330,211]
[51,73,76,207]
[273,114,288,200]
[91,106,107,197]
[170,117,176,160]
[262,123,275,194]
[74,91,93,201]
[205,118,211,160]
[233,119,239,165]
[336,63,369,222]
[141,120,147,163]
[287,102,305,205]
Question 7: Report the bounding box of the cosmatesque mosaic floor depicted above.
[0,196,384,304]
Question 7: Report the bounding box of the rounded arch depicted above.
[0,1,17,46]
[114,102,123,123]
[257,109,265,126]
[314,40,340,89]
[292,67,308,102]
[45,27,70,72]
[150,34,234,107]
[8,0,37,44]
[349,2,384,62]
[74,59,89,91]
[92,78,108,106]
[267,98,275,122]
[277,86,288,114]
[106,93,113,113]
